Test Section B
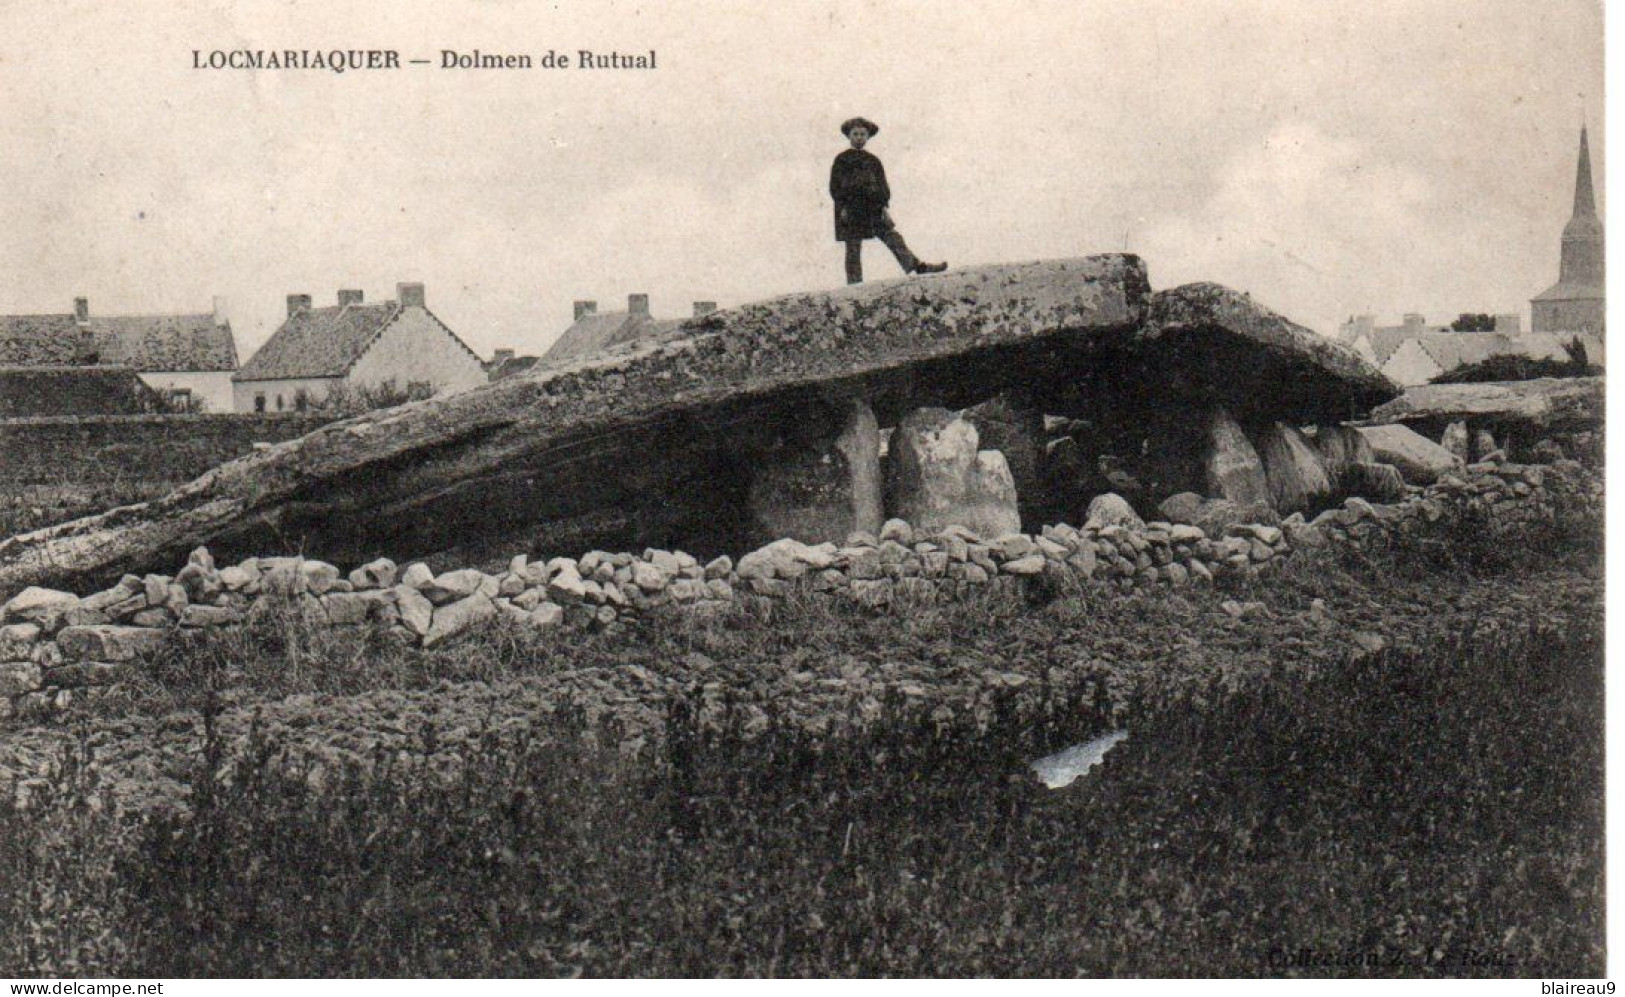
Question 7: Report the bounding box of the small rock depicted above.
[300,560,342,595]
[3,587,79,625]
[1220,599,1265,620]
[1001,554,1046,575]
[423,593,497,648]
[55,624,166,662]
[179,605,244,628]
[349,557,399,590]
[529,602,565,627]
[0,623,41,660]
[400,562,435,589]
[422,569,493,605]
[0,661,43,696]
[1351,631,1387,655]
[394,586,434,637]
[1084,493,1144,530]
[879,518,914,544]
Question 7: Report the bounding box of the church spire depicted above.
[1572,126,1597,221]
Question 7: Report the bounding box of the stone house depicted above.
[1377,331,1520,387]
[86,298,239,411]
[232,283,486,413]
[0,297,240,411]
[543,294,714,363]
[484,349,540,382]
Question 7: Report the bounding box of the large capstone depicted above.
[885,408,1020,540]
[746,398,883,546]
[1139,283,1398,423]
[1370,377,1603,433]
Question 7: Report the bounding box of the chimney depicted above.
[286,294,312,318]
[397,282,425,308]
[1494,313,1522,336]
[628,293,649,317]
[73,297,89,324]
[212,295,229,327]
[573,300,597,321]
[692,300,718,317]
[492,348,515,365]
[337,289,364,307]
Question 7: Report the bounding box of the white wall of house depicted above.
[139,371,235,412]
[232,376,340,413]
[1380,340,1443,387]
[348,307,487,396]
[1348,334,1379,368]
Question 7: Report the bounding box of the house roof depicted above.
[88,314,238,372]
[235,299,481,383]
[1360,325,1442,366]
[487,354,541,382]
[0,364,165,416]
[0,315,90,365]
[544,312,688,363]
[1531,279,1605,303]
[1407,333,1518,373]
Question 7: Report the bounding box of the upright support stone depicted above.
[1440,421,1471,462]
[885,407,1020,539]
[1314,424,1376,485]
[1252,422,1334,515]
[746,398,883,546]
[1202,407,1270,507]
[961,393,1048,527]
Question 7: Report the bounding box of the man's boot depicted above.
[914,261,948,274]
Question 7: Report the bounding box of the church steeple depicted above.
[1533,125,1605,336]
[1559,126,1603,284]
[1572,127,1597,218]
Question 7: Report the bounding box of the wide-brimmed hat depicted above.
[840,117,879,138]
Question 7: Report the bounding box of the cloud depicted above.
[1140,122,1460,335]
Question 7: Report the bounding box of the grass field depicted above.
[0,512,1604,977]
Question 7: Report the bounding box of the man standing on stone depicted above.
[830,117,948,284]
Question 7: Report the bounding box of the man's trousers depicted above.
[845,221,919,284]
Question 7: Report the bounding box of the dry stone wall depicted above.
[1,413,334,489]
[0,454,1596,720]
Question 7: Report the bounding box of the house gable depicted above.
[346,305,487,395]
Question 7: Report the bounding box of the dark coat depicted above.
[829,148,891,242]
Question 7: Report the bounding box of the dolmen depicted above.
[0,255,1400,599]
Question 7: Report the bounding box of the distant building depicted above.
[0,296,240,411]
[1336,310,1595,387]
[0,312,94,366]
[86,298,239,411]
[484,348,540,382]
[543,294,714,364]
[1335,128,1606,386]
[1531,127,1604,337]
[0,365,164,417]
[232,283,486,413]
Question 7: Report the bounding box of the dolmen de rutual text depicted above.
[0,255,1398,597]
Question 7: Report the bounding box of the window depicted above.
[254,394,266,413]
[276,394,284,411]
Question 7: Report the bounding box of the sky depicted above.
[0,0,1605,361]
